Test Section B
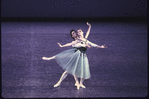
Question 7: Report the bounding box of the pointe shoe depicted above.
[75,83,79,86]
[54,83,60,87]
[80,84,86,88]
[77,84,80,90]
[75,83,80,90]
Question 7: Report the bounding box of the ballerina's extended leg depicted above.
[42,56,56,60]
[54,71,68,87]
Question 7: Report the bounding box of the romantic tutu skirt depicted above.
[55,47,91,79]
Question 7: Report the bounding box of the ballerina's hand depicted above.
[101,44,107,48]
[87,22,91,27]
[57,43,62,47]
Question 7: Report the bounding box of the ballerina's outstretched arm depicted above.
[96,44,107,48]
[85,22,91,39]
[87,40,107,48]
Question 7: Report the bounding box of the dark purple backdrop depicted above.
[1,0,147,17]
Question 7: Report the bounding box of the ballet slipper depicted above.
[75,82,79,86]
[42,57,47,60]
[54,82,60,87]
[77,84,80,90]
[75,83,77,86]
[74,82,80,90]
[80,84,86,88]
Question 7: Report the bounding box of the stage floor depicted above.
[1,21,147,98]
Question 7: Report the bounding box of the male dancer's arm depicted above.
[57,40,77,47]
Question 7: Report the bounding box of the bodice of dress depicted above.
[72,39,98,48]
[72,41,86,48]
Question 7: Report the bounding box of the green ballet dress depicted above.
[55,47,90,79]
[55,40,98,79]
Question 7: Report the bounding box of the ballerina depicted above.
[74,23,107,89]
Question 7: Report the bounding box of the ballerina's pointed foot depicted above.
[75,82,79,86]
[54,83,60,88]
[77,84,80,90]
[80,84,86,88]
[42,56,55,60]
[75,83,80,90]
